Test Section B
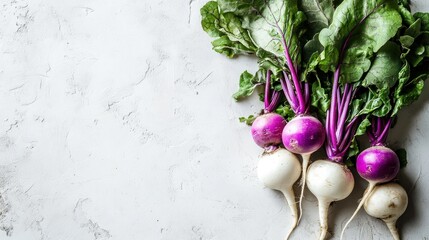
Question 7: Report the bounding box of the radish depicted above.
[251,112,286,150]
[251,71,301,238]
[307,34,361,240]
[364,182,408,240]
[200,1,429,239]
[257,148,301,239]
[281,113,325,221]
[251,71,285,151]
[279,37,325,222]
[306,1,404,237]
[306,81,357,240]
[307,160,354,240]
[340,119,400,239]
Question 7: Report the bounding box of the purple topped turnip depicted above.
[252,70,301,238]
[278,33,325,223]
[340,117,401,240]
[305,1,403,238]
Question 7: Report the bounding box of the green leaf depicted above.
[239,115,257,125]
[201,1,223,38]
[372,87,392,117]
[362,42,402,89]
[318,0,402,80]
[303,33,324,64]
[398,0,410,9]
[275,104,296,121]
[299,0,334,37]
[311,79,330,118]
[256,48,284,74]
[414,12,429,31]
[392,65,426,115]
[233,70,263,100]
[349,92,379,118]
[217,0,264,16]
[200,1,256,58]
[241,0,306,64]
[211,35,254,57]
[318,45,339,72]
[399,35,415,48]
[394,61,410,99]
[404,18,421,38]
[356,117,371,136]
[398,4,414,26]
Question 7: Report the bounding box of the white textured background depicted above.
[0,0,428,239]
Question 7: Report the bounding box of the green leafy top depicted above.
[200,0,429,162]
[363,7,429,118]
[318,0,402,83]
[201,1,257,57]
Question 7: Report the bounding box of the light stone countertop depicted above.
[0,0,428,239]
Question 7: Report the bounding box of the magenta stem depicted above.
[369,117,392,146]
[304,82,310,113]
[267,91,281,113]
[329,69,340,148]
[378,118,391,145]
[376,117,382,139]
[275,24,306,115]
[336,85,353,140]
[264,71,272,112]
[280,73,299,112]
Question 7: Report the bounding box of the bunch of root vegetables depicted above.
[201,0,429,239]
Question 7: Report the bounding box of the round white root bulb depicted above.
[257,148,301,240]
[364,182,408,240]
[306,160,355,240]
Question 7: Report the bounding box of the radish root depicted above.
[298,153,310,223]
[340,182,376,240]
[318,199,330,240]
[385,220,400,240]
[282,188,298,240]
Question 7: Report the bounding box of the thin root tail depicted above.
[340,183,376,240]
[318,199,331,240]
[298,153,310,223]
[385,221,400,240]
[282,188,298,240]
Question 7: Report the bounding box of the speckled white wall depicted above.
[0,0,428,239]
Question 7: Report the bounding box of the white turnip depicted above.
[257,148,301,238]
[306,160,354,240]
[364,182,408,240]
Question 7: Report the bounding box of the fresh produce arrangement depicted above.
[201,0,429,239]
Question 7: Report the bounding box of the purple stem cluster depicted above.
[325,4,387,159]
[325,81,359,162]
[325,35,360,162]
[367,117,392,146]
[274,25,309,115]
[264,70,281,113]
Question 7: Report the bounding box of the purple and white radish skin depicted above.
[257,148,301,238]
[251,70,285,151]
[364,183,408,240]
[252,113,286,150]
[282,114,325,220]
[274,16,327,222]
[251,70,301,239]
[282,115,325,154]
[307,45,359,238]
[341,145,400,238]
[356,146,400,183]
